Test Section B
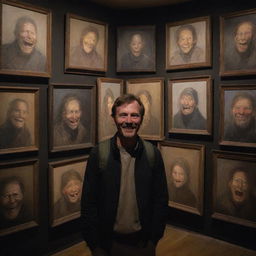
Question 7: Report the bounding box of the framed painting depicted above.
[0,0,51,77]
[168,76,212,135]
[0,86,39,154]
[49,83,96,152]
[49,156,88,227]
[159,141,205,215]
[220,9,256,76]
[97,77,124,142]
[65,13,108,74]
[126,77,164,141]
[219,85,256,147]
[0,159,38,236]
[166,16,211,70]
[116,26,156,72]
[212,150,256,228]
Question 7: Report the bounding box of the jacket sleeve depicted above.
[81,146,101,251]
[150,147,169,244]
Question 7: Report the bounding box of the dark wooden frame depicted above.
[49,83,96,152]
[65,13,108,74]
[125,77,164,141]
[49,156,88,227]
[0,158,38,236]
[159,141,205,215]
[0,0,52,77]
[97,77,124,142]
[166,16,211,70]
[0,86,39,154]
[168,76,212,135]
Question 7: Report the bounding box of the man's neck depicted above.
[117,134,138,152]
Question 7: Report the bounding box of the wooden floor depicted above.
[51,225,256,256]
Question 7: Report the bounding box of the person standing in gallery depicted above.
[81,94,168,256]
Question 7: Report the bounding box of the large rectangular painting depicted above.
[49,84,96,152]
[49,156,88,227]
[0,0,51,77]
[212,150,256,228]
[159,141,204,215]
[126,78,164,141]
[97,77,123,142]
[0,159,38,236]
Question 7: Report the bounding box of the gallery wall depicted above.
[0,0,256,255]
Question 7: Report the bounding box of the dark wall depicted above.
[0,0,256,255]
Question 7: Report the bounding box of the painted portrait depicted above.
[0,87,39,154]
[97,78,123,142]
[65,13,108,73]
[166,16,211,70]
[212,151,256,228]
[168,76,212,135]
[159,141,204,215]
[126,78,164,140]
[49,156,87,227]
[219,86,256,147]
[49,84,96,152]
[220,9,256,76]
[0,1,51,77]
[0,159,38,236]
[117,26,156,72]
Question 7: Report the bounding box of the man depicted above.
[225,21,256,70]
[173,87,206,130]
[70,26,104,69]
[170,24,205,65]
[120,33,154,71]
[81,94,168,256]
[0,98,32,149]
[0,176,32,229]
[54,94,89,147]
[1,16,46,72]
[224,92,256,142]
[54,169,83,219]
[216,168,256,221]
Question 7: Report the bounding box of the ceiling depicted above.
[88,0,191,9]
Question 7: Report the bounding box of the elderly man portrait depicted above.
[170,24,205,65]
[70,25,104,69]
[224,92,256,143]
[120,33,154,71]
[1,16,46,72]
[54,94,89,147]
[0,98,32,149]
[173,87,206,130]
[224,20,256,71]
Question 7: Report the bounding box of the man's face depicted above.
[130,34,143,57]
[171,165,187,188]
[232,98,254,128]
[0,182,24,220]
[62,179,82,204]
[180,94,196,116]
[17,22,37,54]
[178,29,195,54]
[113,101,142,139]
[235,22,253,53]
[82,32,97,54]
[229,171,249,205]
[63,99,81,130]
[9,101,28,129]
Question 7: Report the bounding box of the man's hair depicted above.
[61,169,83,191]
[176,24,197,43]
[231,92,255,110]
[137,90,152,105]
[0,176,25,196]
[111,93,145,118]
[170,157,191,182]
[179,87,199,105]
[7,98,29,119]
[80,26,99,46]
[14,16,37,38]
[234,21,256,38]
